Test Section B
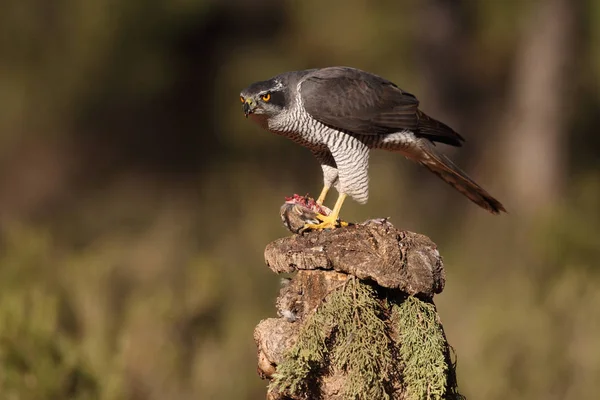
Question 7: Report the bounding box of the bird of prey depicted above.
[240,66,505,230]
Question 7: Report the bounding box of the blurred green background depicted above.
[1,0,599,399]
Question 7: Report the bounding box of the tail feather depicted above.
[418,141,506,214]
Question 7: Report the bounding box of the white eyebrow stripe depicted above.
[261,80,284,93]
[258,87,284,96]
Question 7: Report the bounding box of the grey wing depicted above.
[300,67,464,147]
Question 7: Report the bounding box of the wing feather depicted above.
[300,67,464,146]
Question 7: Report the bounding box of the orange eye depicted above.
[261,93,271,102]
[240,96,245,103]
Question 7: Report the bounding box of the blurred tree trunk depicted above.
[415,0,470,119]
[413,0,484,221]
[497,0,576,215]
[456,0,579,274]
[416,0,577,217]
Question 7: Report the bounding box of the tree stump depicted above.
[254,201,463,400]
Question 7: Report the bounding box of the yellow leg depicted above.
[304,193,348,231]
[316,185,330,205]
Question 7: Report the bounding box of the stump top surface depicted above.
[265,219,445,297]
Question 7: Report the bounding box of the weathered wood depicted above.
[265,219,445,297]
[255,201,459,400]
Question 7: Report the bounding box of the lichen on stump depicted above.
[255,202,463,400]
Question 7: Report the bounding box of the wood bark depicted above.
[255,207,454,399]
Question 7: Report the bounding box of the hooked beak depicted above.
[243,98,255,118]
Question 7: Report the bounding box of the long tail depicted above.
[417,141,506,214]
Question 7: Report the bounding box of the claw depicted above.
[302,213,348,231]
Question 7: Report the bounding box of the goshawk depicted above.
[240,67,505,230]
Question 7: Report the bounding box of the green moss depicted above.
[271,278,393,399]
[393,296,464,400]
[329,279,392,400]
[270,305,331,395]
[271,278,462,399]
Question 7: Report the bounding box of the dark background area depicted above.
[0,0,599,399]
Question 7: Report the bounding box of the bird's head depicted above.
[240,77,288,123]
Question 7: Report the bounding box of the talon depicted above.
[316,213,349,227]
[302,193,349,232]
[303,215,339,231]
[303,212,349,231]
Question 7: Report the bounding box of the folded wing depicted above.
[300,67,464,147]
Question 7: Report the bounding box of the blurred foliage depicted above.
[0,228,122,399]
[0,0,599,399]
